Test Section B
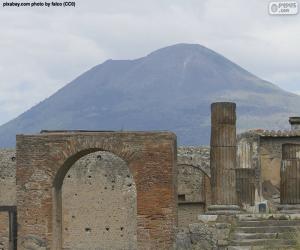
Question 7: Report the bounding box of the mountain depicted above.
[1,43,300,148]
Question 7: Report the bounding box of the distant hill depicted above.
[0,43,299,148]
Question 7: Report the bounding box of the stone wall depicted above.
[177,147,210,177]
[0,149,16,248]
[237,134,261,205]
[237,133,300,209]
[62,151,137,250]
[177,204,205,228]
[176,217,233,250]
[177,163,210,227]
[0,145,209,247]
[0,150,138,250]
[260,137,300,203]
[0,149,16,206]
[177,147,211,227]
[0,212,9,250]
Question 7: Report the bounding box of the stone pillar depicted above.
[207,102,240,214]
[278,144,300,213]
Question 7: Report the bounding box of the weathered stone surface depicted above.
[178,203,205,228]
[0,149,16,207]
[177,162,211,227]
[1,144,214,248]
[0,149,16,249]
[177,146,211,227]
[238,129,300,209]
[207,205,241,215]
[189,223,217,249]
[177,147,210,177]
[0,142,230,250]
[62,151,137,250]
[175,228,192,250]
[20,235,46,250]
[215,223,231,247]
[175,219,234,250]
[177,163,209,202]
[0,212,9,250]
[198,215,218,223]
[237,213,300,221]
[210,102,238,208]
[16,131,177,250]
[229,215,300,249]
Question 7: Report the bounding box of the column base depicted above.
[278,204,300,214]
[206,205,241,215]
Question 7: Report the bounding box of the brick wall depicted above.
[16,132,177,249]
[0,144,210,248]
[0,147,210,249]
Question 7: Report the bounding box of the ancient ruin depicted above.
[1,102,300,249]
[16,131,177,249]
[281,143,300,205]
[208,102,239,214]
[237,116,300,213]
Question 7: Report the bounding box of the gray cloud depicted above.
[0,0,299,125]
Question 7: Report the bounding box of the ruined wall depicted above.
[237,134,300,205]
[237,134,261,204]
[0,149,16,248]
[0,149,137,250]
[0,212,9,250]
[177,147,211,227]
[260,139,282,189]
[177,164,205,227]
[177,164,206,203]
[0,146,209,245]
[177,147,210,177]
[0,149,16,206]
[260,137,300,201]
[16,132,177,250]
[62,151,137,250]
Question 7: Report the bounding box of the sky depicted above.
[0,0,299,126]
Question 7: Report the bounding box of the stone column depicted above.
[207,102,240,214]
[278,144,300,213]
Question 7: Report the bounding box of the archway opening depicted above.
[54,150,137,250]
[177,164,211,227]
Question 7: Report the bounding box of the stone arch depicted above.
[177,164,211,204]
[16,131,177,250]
[177,163,211,227]
[178,163,210,178]
[177,156,210,177]
[53,149,137,249]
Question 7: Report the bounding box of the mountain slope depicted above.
[1,43,299,148]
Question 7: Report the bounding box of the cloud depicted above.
[0,0,299,125]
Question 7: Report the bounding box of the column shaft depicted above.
[210,102,238,208]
